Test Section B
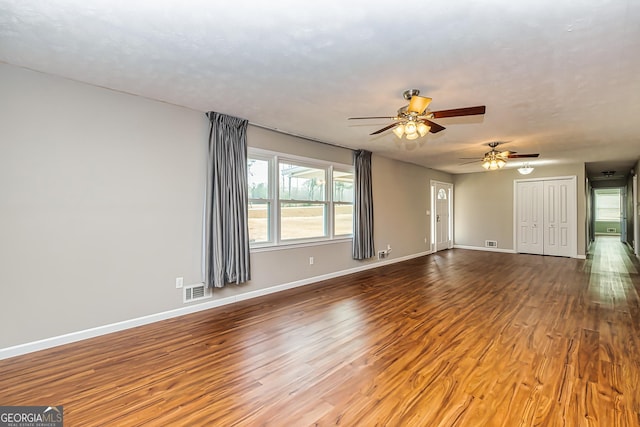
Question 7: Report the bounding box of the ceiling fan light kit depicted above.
[348,89,486,140]
[391,121,431,139]
[482,156,506,170]
[404,121,417,135]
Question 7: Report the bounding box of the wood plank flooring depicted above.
[1,236,640,426]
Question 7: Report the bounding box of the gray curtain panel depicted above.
[204,111,251,287]
[352,149,375,260]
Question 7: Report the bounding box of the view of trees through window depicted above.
[247,152,353,246]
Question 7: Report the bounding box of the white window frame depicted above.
[248,148,353,249]
[332,167,355,238]
[247,153,275,245]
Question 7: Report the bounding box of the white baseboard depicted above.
[453,244,516,254]
[0,298,236,361]
[234,249,432,303]
[454,244,586,259]
[0,250,432,361]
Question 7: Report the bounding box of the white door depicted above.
[433,181,453,252]
[516,181,544,254]
[515,177,577,257]
[543,179,575,257]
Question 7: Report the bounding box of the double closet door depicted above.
[515,177,577,257]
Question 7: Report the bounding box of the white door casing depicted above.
[634,174,638,256]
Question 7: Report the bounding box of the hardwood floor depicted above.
[1,236,640,426]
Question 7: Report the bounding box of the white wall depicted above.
[0,63,451,351]
[1,64,208,349]
[372,156,453,255]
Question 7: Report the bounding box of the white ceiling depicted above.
[1,0,639,178]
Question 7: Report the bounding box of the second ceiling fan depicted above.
[461,141,540,170]
[349,89,486,139]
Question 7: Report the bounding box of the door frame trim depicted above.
[633,174,638,257]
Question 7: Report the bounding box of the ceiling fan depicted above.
[348,89,486,140]
[462,141,539,170]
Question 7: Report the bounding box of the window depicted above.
[333,170,354,236]
[248,157,272,243]
[279,162,327,240]
[595,189,621,221]
[247,149,353,247]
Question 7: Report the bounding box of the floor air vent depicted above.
[183,284,211,303]
[485,240,498,248]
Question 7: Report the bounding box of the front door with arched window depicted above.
[432,180,453,252]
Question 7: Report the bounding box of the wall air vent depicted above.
[183,284,212,303]
[485,240,498,248]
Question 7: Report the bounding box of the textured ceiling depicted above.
[1,0,639,177]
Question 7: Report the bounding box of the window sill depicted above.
[250,237,353,253]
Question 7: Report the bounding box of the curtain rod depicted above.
[249,122,355,152]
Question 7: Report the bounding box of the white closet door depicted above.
[516,181,544,254]
[543,179,575,257]
[515,177,576,257]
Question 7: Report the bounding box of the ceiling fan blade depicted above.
[370,123,399,135]
[348,116,398,120]
[431,105,486,119]
[407,95,432,114]
[497,151,514,158]
[459,160,481,165]
[508,153,539,158]
[422,119,446,133]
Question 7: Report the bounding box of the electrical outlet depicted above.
[176,277,184,288]
[378,250,386,260]
[309,256,314,265]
